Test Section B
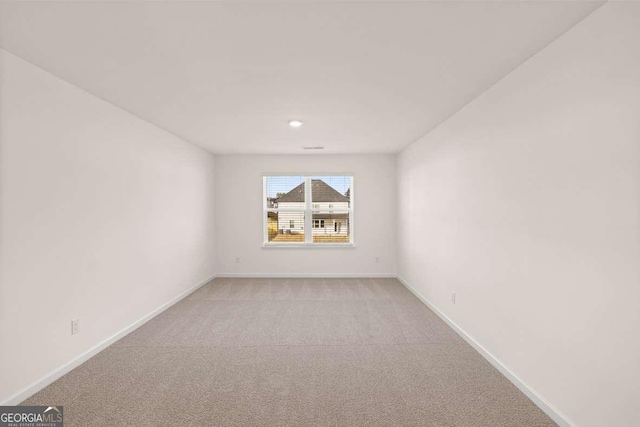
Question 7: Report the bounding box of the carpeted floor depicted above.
[22,278,555,426]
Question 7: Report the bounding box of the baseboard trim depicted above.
[216,273,397,278]
[1,273,217,406]
[4,272,571,426]
[396,276,574,427]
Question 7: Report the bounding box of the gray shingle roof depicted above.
[276,180,349,203]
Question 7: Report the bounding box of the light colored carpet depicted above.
[22,278,555,426]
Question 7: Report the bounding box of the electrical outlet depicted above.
[374,257,380,264]
[234,257,240,263]
[71,319,80,335]
[451,292,456,305]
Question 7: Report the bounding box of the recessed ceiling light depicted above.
[288,120,304,128]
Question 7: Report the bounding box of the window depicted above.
[263,175,353,245]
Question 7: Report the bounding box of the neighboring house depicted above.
[266,197,278,208]
[275,179,350,236]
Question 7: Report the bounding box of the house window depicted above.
[263,175,353,245]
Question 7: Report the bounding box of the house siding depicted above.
[275,201,350,236]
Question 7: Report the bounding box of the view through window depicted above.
[264,175,353,244]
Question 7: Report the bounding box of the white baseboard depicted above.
[1,273,217,406]
[396,276,574,427]
[216,273,397,278]
[4,272,570,426]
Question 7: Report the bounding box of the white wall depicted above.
[215,154,396,276]
[397,3,640,426]
[0,50,217,403]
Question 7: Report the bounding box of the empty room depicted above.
[0,1,638,426]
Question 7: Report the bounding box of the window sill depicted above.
[262,243,355,249]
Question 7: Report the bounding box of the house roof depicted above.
[276,180,349,203]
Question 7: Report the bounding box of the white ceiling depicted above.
[0,1,603,154]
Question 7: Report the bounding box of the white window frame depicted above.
[263,175,354,247]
